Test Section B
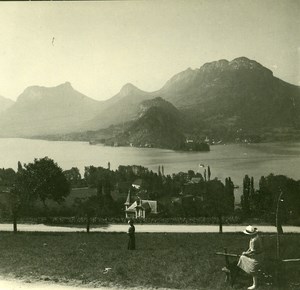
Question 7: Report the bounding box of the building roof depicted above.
[124,190,131,205]
[125,201,139,212]
[125,199,158,213]
[142,200,157,213]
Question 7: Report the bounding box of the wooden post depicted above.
[13,215,17,233]
[86,214,90,233]
[275,190,286,288]
[276,191,284,260]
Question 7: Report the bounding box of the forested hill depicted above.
[105,97,187,149]
[158,57,300,141]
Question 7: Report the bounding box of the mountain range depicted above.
[0,96,14,114]
[0,82,102,136]
[0,57,299,147]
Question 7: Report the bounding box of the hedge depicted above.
[0,215,242,225]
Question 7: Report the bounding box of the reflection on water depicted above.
[1,138,300,202]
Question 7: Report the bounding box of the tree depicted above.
[8,158,70,233]
[19,157,70,208]
[7,164,33,233]
[225,177,235,212]
[205,179,234,233]
[63,167,82,187]
[13,157,70,223]
[207,166,211,181]
[0,168,16,186]
[74,195,99,233]
[0,165,27,233]
[84,166,114,189]
[241,175,251,215]
[257,174,300,234]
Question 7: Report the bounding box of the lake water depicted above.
[1,138,300,202]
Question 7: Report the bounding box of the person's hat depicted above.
[243,225,258,235]
[128,219,134,224]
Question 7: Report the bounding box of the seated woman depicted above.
[237,225,264,290]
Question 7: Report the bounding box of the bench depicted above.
[216,248,240,286]
[216,234,300,288]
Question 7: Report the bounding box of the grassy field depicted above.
[0,232,299,289]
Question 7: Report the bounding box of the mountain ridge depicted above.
[0,95,14,114]
[0,82,103,137]
[0,56,299,144]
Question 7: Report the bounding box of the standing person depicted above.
[237,225,264,289]
[127,219,135,250]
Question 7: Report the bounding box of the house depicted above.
[124,190,158,219]
[186,177,202,185]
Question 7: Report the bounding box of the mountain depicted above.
[95,57,300,142]
[0,82,103,137]
[107,97,186,149]
[85,83,154,130]
[97,57,300,142]
[160,57,299,119]
[160,57,275,108]
[1,57,300,143]
[0,96,14,114]
[158,57,300,141]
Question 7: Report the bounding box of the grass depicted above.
[0,232,299,289]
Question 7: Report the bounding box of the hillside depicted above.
[95,57,300,143]
[158,57,300,142]
[108,97,186,149]
[0,82,103,137]
[0,96,14,114]
[1,57,300,143]
[84,83,154,130]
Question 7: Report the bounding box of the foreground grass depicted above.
[0,232,299,289]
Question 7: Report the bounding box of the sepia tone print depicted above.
[0,1,299,289]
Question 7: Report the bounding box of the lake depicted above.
[1,138,300,202]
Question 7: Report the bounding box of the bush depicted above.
[0,215,242,225]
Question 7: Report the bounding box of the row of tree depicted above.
[0,158,237,232]
[241,174,300,232]
[2,157,299,233]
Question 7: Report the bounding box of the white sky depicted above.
[0,0,299,101]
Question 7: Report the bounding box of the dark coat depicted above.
[127,224,135,250]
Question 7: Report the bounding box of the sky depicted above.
[0,0,299,101]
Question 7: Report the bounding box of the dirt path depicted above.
[0,279,113,290]
[0,277,172,290]
[0,223,299,233]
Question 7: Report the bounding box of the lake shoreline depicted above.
[2,138,300,204]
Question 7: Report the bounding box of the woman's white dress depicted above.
[237,235,264,274]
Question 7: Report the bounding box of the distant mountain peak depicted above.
[56,81,73,89]
[229,57,267,71]
[119,83,142,96]
[199,57,272,75]
[21,81,74,97]
[162,67,198,91]
[200,59,229,71]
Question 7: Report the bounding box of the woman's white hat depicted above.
[243,225,258,235]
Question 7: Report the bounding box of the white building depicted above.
[124,190,158,219]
